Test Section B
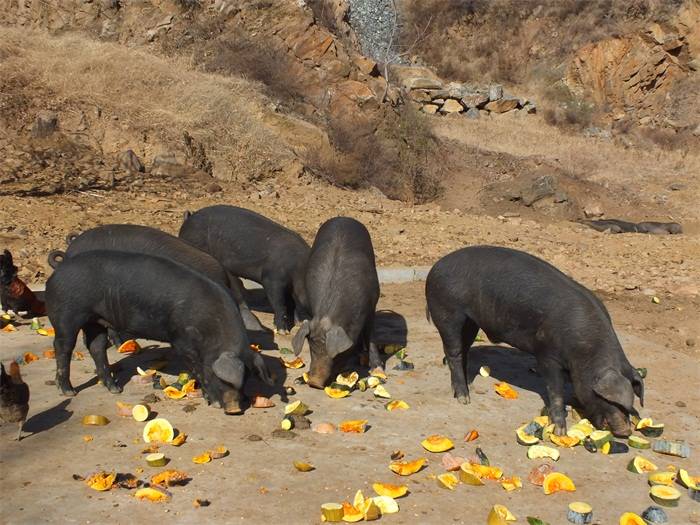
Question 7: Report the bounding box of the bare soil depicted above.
[1,283,698,525]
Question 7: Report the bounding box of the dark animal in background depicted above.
[46,224,264,332]
[1,362,30,441]
[579,219,682,235]
[45,250,273,414]
[426,245,644,437]
[179,205,310,334]
[0,249,46,316]
[293,217,380,388]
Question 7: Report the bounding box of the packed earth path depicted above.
[1,282,698,525]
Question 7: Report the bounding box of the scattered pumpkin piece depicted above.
[171,433,187,447]
[528,464,555,486]
[181,379,197,395]
[421,435,454,453]
[73,350,85,360]
[136,366,156,377]
[117,473,140,489]
[494,382,519,399]
[85,471,116,491]
[192,452,212,464]
[284,400,309,416]
[293,461,315,472]
[83,435,94,442]
[115,401,133,417]
[151,470,189,487]
[385,400,409,411]
[389,458,426,476]
[336,371,359,389]
[117,339,140,354]
[250,343,262,352]
[163,386,187,400]
[341,501,364,522]
[339,420,368,433]
[373,385,391,399]
[142,418,174,443]
[134,487,170,502]
[543,472,576,494]
[43,349,55,359]
[281,357,305,369]
[437,472,459,490]
[193,498,210,508]
[209,445,229,459]
[464,429,479,442]
[23,352,40,364]
[372,495,399,514]
[1,323,16,332]
[501,476,522,491]
[487,504,516,525]
[313,422,336,434]
[325,386,351,399]
[372,482,408,499]
[441,452,466,472]
[82,414,110,426]
[469,463,503,480]
[321,502,344,522]
[36,328,55,336]
[550,434,580,448]
[390,450,404,460]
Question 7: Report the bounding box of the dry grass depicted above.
[0,27,290,180]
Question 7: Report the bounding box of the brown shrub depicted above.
[304,106,443,203]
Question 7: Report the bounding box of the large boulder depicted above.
[440,99,464,113]
[485,97,519,113]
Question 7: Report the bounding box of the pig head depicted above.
[292,317,354,388]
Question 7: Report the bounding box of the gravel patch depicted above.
[347,0,402,62]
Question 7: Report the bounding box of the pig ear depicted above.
[292,320,310,356]
[243,350,275,386]
[593,368,635,412]
[624,367,645,407]
[212,351,245,391]
[326,325,353,359]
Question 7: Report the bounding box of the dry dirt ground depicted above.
[0,283,698,525]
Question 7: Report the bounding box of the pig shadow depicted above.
[465,345,575,406]
[23,399,73,436]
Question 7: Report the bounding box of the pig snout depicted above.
[606,409,632,437]
[307,359,333,389]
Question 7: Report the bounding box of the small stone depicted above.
[440,99,463,113]
[583,203,604,218]
[465,107,480,119]
[246,434,263,442]
[485,97,519,113]
[687,338,696,347]
[142,393,160,404]
[668,182,684,191]
[521,175,556,206]
[461,92,489,109]
[675,400,686,408]
[272,429,298,439]
[117,149,144,173]
[44,380,56,386]
[402,77,443,90]
[422,104,439,114]
[205,182,223,194]
[553,191,568,203]
[488,84,503,101]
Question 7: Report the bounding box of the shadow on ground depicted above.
[24,398,72,436]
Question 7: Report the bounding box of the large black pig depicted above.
[45,250,273,413]
[425,245,644,437]
[179,206,310,334]
[292,217,380,388]
[47,224,264,332]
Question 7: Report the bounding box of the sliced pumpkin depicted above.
[589,430,612,448]
[527,445,560,461]
[369,368,388,380]
[678,468,700,489]
[293,460,314,472]
[192,452,212,464]
[437,472,459,490]
[372,495,398,514]
[210,445,229,459]
[341,502,363,522]
[464,429,479,442]
[338,420,368,433]
[143,418,174,444]
[487,504,516,525]
[648,471,676,486]
[82,414,110,426]
[389,458,426,476]
[150,470,188,487]
[527,463,554,486]
[542,472,576,494]
[550,434,579,448]
[145,453,167,467]
[469,463,503,480]
[281,357,305,369]
[385,400,409,411]
[181,379,197,395]
[284,400,309,416]
[372,482,408,499]
[336,371,359,389]
[23,352,40,363]
[325,386,350,399]
[501,476,522,492]
[1,323,16,332]
[36,328,55,336]
[636,418,664,438]
[134,487,170,502]
[85,471,116,491]
[43,349,55,359]
[567,502,593,525]
[627,456,658,474]
[516,425,539,446]
[494,382,518,399]
[458,464,484,486]
[132,404,150,422]
[421,434,454,453]
[619,513,646,525]
[648,485,681,507]
[442,452,466,472]
[373,385,391,398]
[170,433,187,447]
[115,401,133,417]
[163,386,186,400]
[117,339,140,354]
[136,366,156,377]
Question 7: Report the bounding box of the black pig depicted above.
[47,224,264,332]
[292,217,380,388]
[179,206,310,334]
[426,245,644,437]
[45,250,273,413]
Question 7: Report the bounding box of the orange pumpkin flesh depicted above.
[494,382,519,399]
[85,471,116,491]
[389,458,427,476]
[372,482,408,498]
[339,420,368,433]
[543,472,576,494]
[163,386,187,400]
[342,502,364,522]
[421,435,454,453]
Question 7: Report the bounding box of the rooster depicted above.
[0,362,30,440]
[0,249,47,316]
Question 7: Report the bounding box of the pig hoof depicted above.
[456,394,471,405]
[209,399,222,409]
[60,387,77,397]
[553,423,567,436]
[224,405,243,415]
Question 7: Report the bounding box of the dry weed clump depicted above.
[304,107,443,203]
[0,27,289,180]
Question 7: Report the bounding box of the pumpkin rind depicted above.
[421,434,454,453]
[543,472,576,494]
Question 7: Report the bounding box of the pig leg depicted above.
[262,274,291,334]
[226,273,264,332]
[433,311,476,404]
[538,359,568,435]
[363,318,382,372]
[54,326,80,397]
[83,322,122,394]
